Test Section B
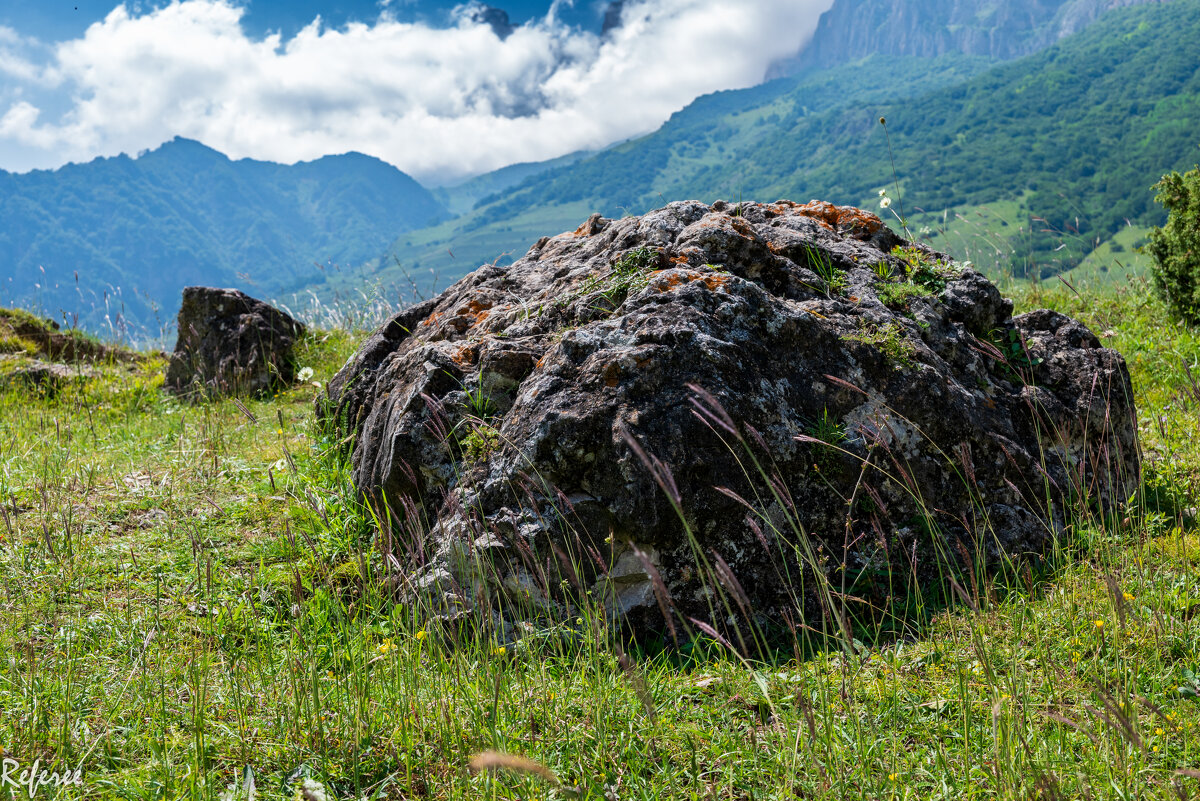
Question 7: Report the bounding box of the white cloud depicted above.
[0,25,49,84]
[0,0,832,183]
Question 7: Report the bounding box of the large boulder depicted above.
[321,200,1139,637]
[165,287,305,399]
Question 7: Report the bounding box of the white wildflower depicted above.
[272,458,288,472]
[296,779,328,801]
[878,188,888,197]
[879,197,892,209]
[297,366,314,382]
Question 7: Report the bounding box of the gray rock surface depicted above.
[322,200,1139,638]
[165,287,305,399]
[768,0,1161,79]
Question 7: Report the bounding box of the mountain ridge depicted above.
[0,137,447,336]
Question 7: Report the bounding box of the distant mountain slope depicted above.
[767,0,1161,78]
[432,149,595,216]
[0,138,447,335]
[372,0,1199,288]
[361,51,998,296]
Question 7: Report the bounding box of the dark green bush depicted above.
[1148,165,1200,323]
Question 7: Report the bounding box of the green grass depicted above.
[1061,222,1154,288]
[887,196,1155,291]
[845,321,919,369]
[2,279,1200,799]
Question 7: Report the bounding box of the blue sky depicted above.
[0,0,602,42]
[0,1,832,183]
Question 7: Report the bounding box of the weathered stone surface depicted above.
[165,287,305,399]
[322,200,1139,637]
[1,358,96,395]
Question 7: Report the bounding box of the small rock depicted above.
[164,287,305,399]
[2,359,96,396]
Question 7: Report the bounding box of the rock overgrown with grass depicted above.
[0,307,143,395]
[323,200,1140,639]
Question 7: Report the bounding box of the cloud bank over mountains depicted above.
[0,0,832,183]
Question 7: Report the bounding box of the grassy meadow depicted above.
[1,268,1199,801]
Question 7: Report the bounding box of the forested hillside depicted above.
[374,0,1200,289]
[364,52,999,295]
[0,138,446,336]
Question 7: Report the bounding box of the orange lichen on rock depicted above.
[423,296,499,338]
[455,298,494,324]
[730,216,755,237]
[650,271,692,291]
[603,362,621,388]
[794,201,885,238]
[572,213,606,237]
[451,345,479,368]
[649,269,730,293]
[765,200,799,216]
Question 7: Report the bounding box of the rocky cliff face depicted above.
[768,0,1162,78]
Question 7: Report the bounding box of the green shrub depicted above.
[459,424,501,463]
[890,246,959,292]
[1148,165,1200,324]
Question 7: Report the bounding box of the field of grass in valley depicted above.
[1,271,1199,800]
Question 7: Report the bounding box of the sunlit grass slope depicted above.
[0,276,1198,799]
